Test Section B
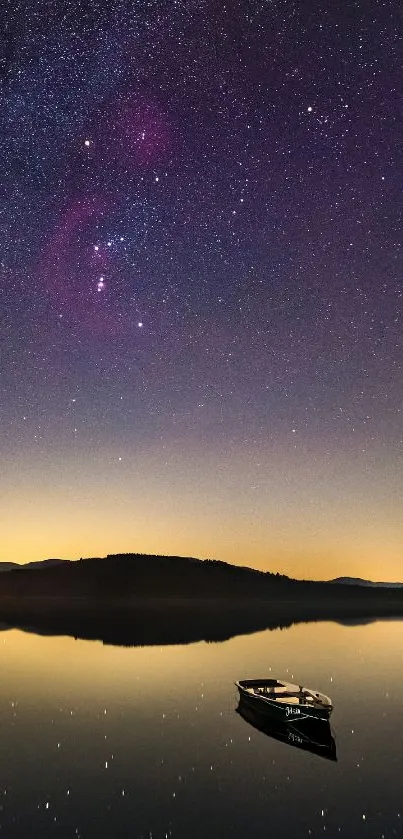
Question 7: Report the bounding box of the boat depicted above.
[236,695,337,761]
[235,678,333,722]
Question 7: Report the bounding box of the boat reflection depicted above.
[236,695,337,761]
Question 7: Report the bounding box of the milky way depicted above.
[1,0,402,576]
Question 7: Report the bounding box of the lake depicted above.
[0,618,401,838]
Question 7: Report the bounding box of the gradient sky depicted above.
[1,0,402,579]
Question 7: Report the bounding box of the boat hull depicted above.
[235,678,333,723]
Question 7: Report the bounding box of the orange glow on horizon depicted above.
[2,438,402,582]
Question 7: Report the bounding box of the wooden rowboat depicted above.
[235,678,333,722]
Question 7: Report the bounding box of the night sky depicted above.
[1,0,402,578]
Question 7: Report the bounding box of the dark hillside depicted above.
[0,554,402,609]
[0,554,291,599]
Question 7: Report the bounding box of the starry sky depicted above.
[1,0,402,579]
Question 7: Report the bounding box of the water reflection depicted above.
[0,620,402,837]
[0,605,396,648]
[236,695,337,761]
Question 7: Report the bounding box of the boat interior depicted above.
[238,680,331,708]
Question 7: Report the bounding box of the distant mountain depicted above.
[330,576,403,589]
[0,559,69,572]
[0,552,401,604]
[24,558,69,570]
[1,559,402,593]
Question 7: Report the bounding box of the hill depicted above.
[0,553,290,598]
[330,576,403,589]
[0,559,68,572]
[0,552,401,605]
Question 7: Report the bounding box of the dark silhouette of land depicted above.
[330,576,403,588]
[0,553,402,646]
[0,559,67,572]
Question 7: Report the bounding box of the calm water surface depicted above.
[0,619,402,838]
